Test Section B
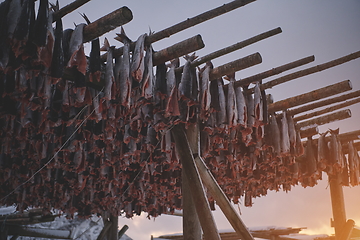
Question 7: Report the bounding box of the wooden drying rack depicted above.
[2,0,360,240]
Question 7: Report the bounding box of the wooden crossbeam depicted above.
[268,80,352,113]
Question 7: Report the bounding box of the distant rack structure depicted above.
[0,0,359,240]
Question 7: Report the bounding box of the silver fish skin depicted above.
[216,78,227,127]
[286,113,297,152]
[245,91,255,128]
[142,43,154,100]
[329,128,343,171]
[253,82,263,127]
[166,58,179,96]
[179,54,196,99]
[103,38,115,101]
[235,85,247,129]
[7,0,21,39]
[68,23,85,58]
[269,113,281,155]
[67,23,87,75]
[347,141,360,186]
[226,73,238,127]
[131,33,147,82]
[295,130,304,157]
[199,61,212,120]
[116,27,132,108]
[280,111,290,156]
[317,131,328,171]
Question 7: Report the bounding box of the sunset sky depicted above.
[8,0,360,238]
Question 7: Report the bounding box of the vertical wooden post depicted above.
[182,123,202,240]
[171,124,221,240]
[328,173,347,239]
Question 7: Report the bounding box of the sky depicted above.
[6,0,360,239]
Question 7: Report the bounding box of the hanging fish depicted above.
[81,13,101,83]
[62,28,73,64]
[269,113,281,156]
[199,61,212,121]
[165,58,180,117]
[50,1,64,82]
[305,136,318,177]
[12,0,36,58]
[329,128,343,172]
[253,82,263,127]
[286,112,297,154]
[141,42,154,100]
[131,33,147,82]
[32,0,49,47]
[154,62,167,106]
[115,27,132,108]
[178,53,197,121]
[36,4,55,69]
[236,86,251,137]
[216,78,227,127]
[317,131,329,171]
[67,23,87,78]
[295,130,304,157]
[100,38,115,101]
[347,141,360,186]
[280,111,290,156]
[225,73,238,127]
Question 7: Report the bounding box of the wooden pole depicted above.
[107,215,118,240]
[328,173,347,240]
[210,52,262,80]
[289,90,360,116]
[294,96,360,122]
[268,80,352,113]
[108,0,257,59]
[52,0,92,21]
[152,35,205,66]
[256,50,360,91]
[118,225,129,239]
[96,218,112,240]
[235,55,315,88]
[183,124,202,240]
[338,219,355,240]
[188,27,282,69]
[337,130,360,143]
[296,109,351,129]
[146,0,257,44]
[194,155,255,240]
[83,7,133,43]
[171,124,221,240]
[299,126,319,139]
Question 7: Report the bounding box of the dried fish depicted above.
[33,0,49,47]
[101,38,115,101]
[141,43,154,100]
[280,111,290,156]
[347,141,360,186]
[216,78,227,127]
[286,112,297,154]
[253,82,263,127]
[305,136,318,176]
[116,27,132,108]
[269,113,281,155]
[329,128,343,172]
[317,131,329,171]
[199,61,212,121]
[235,85,248,131]
[67,23,87,76]
[225,73,238,127]
[165,58,180,117]
[50,2,64,82]
[131,33,147,82]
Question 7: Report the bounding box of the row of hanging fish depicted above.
[1,0,358,217]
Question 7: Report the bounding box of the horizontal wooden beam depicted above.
[83,7,133,42]
[52,0,92,21]
[258,50,360,91]
[296,109,351,129]
[7,226,72,239]
[294,96,360,122]
[268,80,352,113]
[210,52,262,80]
[289,90,360,116]
[192,27,281,68]
[146,0,257,44]
[299,126,319,138]
[236,55,315,88]
[152,35,205,66]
